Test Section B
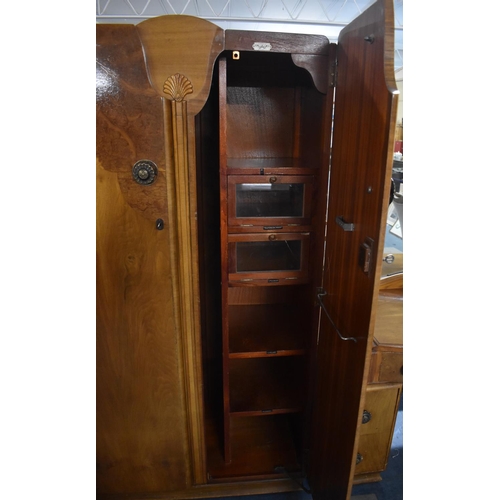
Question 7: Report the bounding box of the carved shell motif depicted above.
[163,73,194,102]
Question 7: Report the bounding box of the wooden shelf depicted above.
[229,357,305,416]
[227,158,297,168]
[226,157,316,175]
[228,304,308,358]
[206,414,302,480]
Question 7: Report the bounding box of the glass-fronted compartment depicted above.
[228,175,313,228]
[228,232,310,284]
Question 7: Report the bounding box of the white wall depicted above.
[96,0,403,70]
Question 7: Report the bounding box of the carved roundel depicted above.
[132,160,158,185]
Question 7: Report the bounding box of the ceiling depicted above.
[96,0,403,75]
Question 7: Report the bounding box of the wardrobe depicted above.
[96,0,399,498]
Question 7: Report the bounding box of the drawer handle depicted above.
[383,254,395,264]
[269,234,277,241]
[269,176,277,183]
[356,453,363,465]
[362,410,372,424]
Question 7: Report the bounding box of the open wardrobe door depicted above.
[307,0,399,499]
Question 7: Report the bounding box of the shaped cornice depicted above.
[136,15,224,115]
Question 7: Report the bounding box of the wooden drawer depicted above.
[368,286,403,384]
[355,384,401,476]
[378,351,403,383]
[368,350,403,384]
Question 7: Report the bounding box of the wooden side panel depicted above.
[96,25,190,495]
[308,0,399,498]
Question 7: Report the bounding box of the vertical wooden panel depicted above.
[96,158,190,493]
[308,0,399,498]
[97,17,224,495]
[96,25,190,495]
[137,15,224,483]
[162,97,208,482]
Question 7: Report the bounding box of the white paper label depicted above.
[252,42,272,51]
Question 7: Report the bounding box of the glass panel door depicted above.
[235,240,302,272]
[228,175,313,227]
[228,232,310,284]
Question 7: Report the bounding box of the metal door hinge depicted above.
[329,58,337,88]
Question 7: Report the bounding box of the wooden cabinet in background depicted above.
[354,275,403,483]
[96,1,399,499]
[356,384,401,478]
